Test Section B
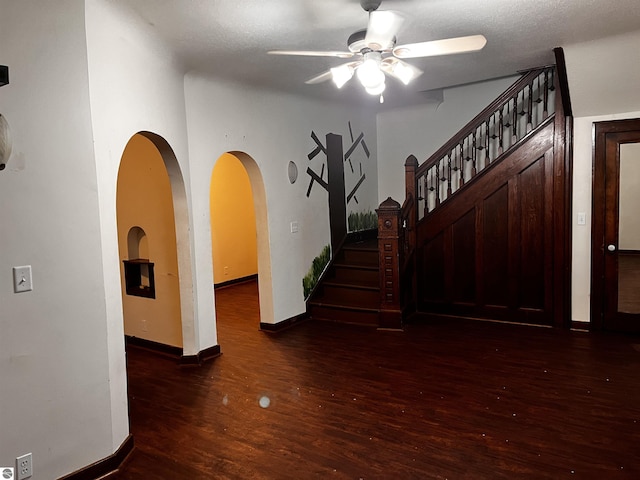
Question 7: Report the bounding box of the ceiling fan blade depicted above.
[305,70,334,85]
[393,34,487,59]
[305,60,363,85]
[364,10,404,51]
[268,50,354,59]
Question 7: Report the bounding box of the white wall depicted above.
[184,75,378,324]
[564,30,640,322]
[376,76,518,203]
[564,30,640,118]
[570,110,640,322]
[0,0,120,477]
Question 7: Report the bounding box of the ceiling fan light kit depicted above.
[268,0,487,100]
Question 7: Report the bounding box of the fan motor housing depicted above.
[348,29,396,53]
[360,0,382,12]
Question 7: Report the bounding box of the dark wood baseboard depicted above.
[571,320,591,332]
[260,312,310,333]
[57,434,134,480]
[180,344,222,366]
[214,273,258,289]
[125,335,182,358]
[619,249,640,256]
[126,335,221,366]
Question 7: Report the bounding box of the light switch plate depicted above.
[13,266,33,293]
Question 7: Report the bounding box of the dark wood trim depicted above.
[125,335,182,358]
[553,47,573,117]
[591,118,640,331]
[180,344,222,366]
[57,434,134,480]
[552,66,573,328]
[571,320,591,331]
[125,336,221,366]
[214,273,258,289]
[260,312,310,333]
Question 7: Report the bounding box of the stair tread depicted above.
[333,262,378,270]
[309,297,379,312]
[323,281,379,291]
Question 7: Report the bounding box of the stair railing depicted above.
[413,66,556,220]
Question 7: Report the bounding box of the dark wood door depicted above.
[592,119,640,333]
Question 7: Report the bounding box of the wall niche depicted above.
[123,226,155,298]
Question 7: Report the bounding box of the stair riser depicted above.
[320,285,379,305]
[331,267,379,285]
[309,304,379,326]
[338,249,379,266]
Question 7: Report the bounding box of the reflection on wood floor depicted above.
[113,280,640,479]
[619,253,640,313]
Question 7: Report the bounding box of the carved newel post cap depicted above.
[405,155,418,167]
[377,197,401,211]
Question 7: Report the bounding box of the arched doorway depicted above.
[116,132,192,347]
[210,152,274,328]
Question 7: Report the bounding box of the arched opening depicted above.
[116,132,189,347]
[210,152,274,330]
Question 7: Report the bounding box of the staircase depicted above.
[307,235,380,326]
[308,56,572,330]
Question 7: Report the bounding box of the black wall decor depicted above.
[305,122,370,253]
[0,66,8,87]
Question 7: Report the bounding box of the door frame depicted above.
[591,118,640,331]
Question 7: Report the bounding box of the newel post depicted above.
[404,155,418,254]
[376,197,403,330]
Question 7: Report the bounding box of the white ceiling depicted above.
[118,0,640,109]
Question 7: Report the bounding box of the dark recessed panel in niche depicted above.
[123,259,155,298]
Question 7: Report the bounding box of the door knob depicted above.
[607,244,616,252]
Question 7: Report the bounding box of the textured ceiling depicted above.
[117,0,640,109]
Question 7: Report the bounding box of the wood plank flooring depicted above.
[112,280,640,479]
[619,253,640,313]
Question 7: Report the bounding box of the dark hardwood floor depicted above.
[112,280,640,479]
[619,253,640,313]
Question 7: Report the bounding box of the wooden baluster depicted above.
[424,171,430,216]
[498,105,504,155]
[543,69,549,119]
[534,73,542,126]
[485,119,490,164]
[447,151,452,197]
[527,81,533,132]
[472,130,477,177]
[459,141,465,187]
[512,93,518,143]
[434,160,440,208]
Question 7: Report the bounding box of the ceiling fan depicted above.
[268,0,487,100]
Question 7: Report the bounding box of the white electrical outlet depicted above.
[16,453,32,480]
[12,266,33,293]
